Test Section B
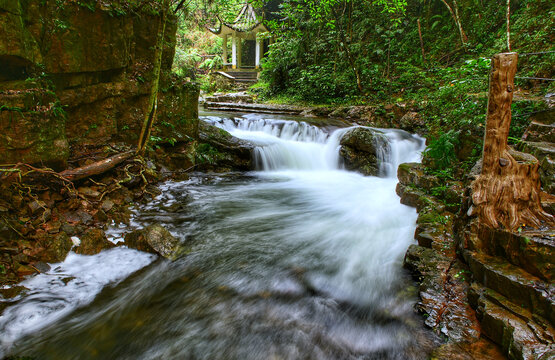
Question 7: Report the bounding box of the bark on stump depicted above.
[471,53,553,231]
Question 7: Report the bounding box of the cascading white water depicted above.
[203,115,425,175]
[0,113,434,360]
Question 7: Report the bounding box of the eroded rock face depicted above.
[124,224,180,259]
[339,127,389,176]
[0,89,69,169]
[0,1,199,166]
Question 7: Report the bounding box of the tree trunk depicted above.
[59,151,134,182]
[439,0,468,48]
[418,19,425,63]
[137,0,171,155]
[471,53,553,231]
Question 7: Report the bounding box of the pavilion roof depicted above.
[208,3,269,36]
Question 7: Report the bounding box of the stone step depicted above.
[204,92,254,104]
[469,282,555,360]
[519,141,555,194]
[523,121,554,143]
[465,224,555,283]
[465,251,555,326]
[404,245,481,343]
[203,101,303,115]
[235,79,257,83]
[223,71,258,80]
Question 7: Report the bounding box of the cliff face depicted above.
[0,0,199,169]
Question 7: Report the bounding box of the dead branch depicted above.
[59,151,135,182]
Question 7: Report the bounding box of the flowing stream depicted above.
[0,112,437,359]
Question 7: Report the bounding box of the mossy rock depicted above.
[339,127,389,176]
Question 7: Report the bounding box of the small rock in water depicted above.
[33,262,51,273]
[124,224,180,259]
[0,285,29,299]
[74,229,115,255]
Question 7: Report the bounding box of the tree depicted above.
[438,0,467,48]
[137,0,171,155]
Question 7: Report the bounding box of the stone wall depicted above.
[0,0,199,169]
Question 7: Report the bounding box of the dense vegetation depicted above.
[176,0,554,177]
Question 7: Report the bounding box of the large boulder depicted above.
[197,121,254,171]
[339,127,389,176]
[399,111,426,133]
[124,224,180,259]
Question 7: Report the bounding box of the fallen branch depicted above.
[59,151,135,182]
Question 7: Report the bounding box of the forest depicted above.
[0,0,553,359]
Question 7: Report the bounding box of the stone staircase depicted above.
[460,107,555,359]
[398,106,555,359]
[520,109,555,197]
[216,71,258,84]
[461,234,555,359]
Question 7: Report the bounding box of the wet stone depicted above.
[78,187,101,198]
[101,199,115,212]
[74,229,115,256]
[32,261,51,273]
[339,127,388,176]
[27,200,46,215]
[60,223,76,236]
[40,232,73,263]
[0,285,28,299]
[124,223,180,259]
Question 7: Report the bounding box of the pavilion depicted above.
[208,3,271,83]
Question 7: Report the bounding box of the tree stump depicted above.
[471,53,553,231]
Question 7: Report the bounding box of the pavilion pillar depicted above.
[237,37,242,69]
[222,34,228,66]
[255,37,262,69]
[231,33,237,69]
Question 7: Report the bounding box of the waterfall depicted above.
[204,116,425,176]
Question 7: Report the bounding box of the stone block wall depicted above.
[0,0,199,169]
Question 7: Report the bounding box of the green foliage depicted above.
[424,129,460,169]
[53,19,70,32]
[195,143,220,165]
[76,1,96,12]
[199,55,223,71]
[50,101,67,119]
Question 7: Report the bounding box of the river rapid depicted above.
[0,112,439,359]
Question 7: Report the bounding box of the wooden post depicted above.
[471,53,553,230]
